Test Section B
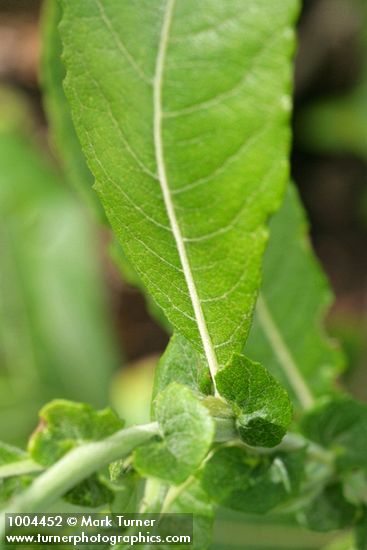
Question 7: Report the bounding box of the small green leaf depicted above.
[134,383,215,484]
[28,399,124,466]
[301,397,367,472]
[216,353,292,447]
[152,333,213,403]
[200,445,305,514]
[299,482,358,533]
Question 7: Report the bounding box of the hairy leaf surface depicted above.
[152,333,213,401]
[200,446,305,514]
[134,383,215,484]
[28,400,124,466]
[246,184,344,409]
[59,0,298,379]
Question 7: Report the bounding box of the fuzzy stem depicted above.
[0,422,158,538]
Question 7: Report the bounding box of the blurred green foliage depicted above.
[0,88,119,446]
[298,0,367,159]
[211,509,340,550]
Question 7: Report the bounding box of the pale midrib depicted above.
[256,294,315,410]
[153,0,219,390]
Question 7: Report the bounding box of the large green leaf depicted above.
[246,184,344,410]
[42,0,173,339]
[59,0,298,381]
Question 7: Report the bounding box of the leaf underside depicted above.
[59,0,298,377]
